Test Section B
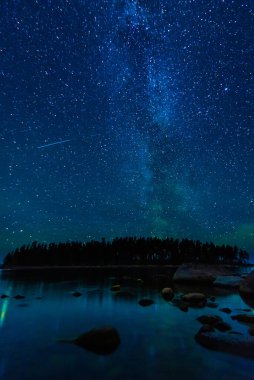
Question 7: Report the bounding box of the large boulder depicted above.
[74,326,120,355]
[173,264,234,284]
[213,276,242,289]
[239,270,254,296]
[195,330,254,359]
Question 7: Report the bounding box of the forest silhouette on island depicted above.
[3,237,249,267]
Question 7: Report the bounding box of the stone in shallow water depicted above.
[249,327,254,336]
[195,331,254,359]
[161,287,174,301]
[1,294,9,299]
[74,326,121,355]
[172,298,189,312]
[182,293,206,306]
[197,315,222,326]
[231,314,254,324]
[72,291,82,297]
[14,295,25,300]
[220,308,232,314]
[215,322,232,332]
[138,299,154,307]
[206,302,218,308]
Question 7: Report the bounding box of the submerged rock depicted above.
[182,293,206,306]
[198,324,215,333]
[72,291,82,297]
[215,322,232,332]
[111,285,121,292]
[195,330,254,359]
[14,295,25,300]
[73,326,121,355]
[138,298,154,307]
[249,326,254,336]
[206,302,218,308]
[213,276,242,289]
[231,314,254,324]
[1,294,9,299]
[220,308,232,314]
[161,287,174,301]
[197,315,222,326]
[172,298,189,312]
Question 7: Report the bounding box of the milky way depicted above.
[0,0,253,257]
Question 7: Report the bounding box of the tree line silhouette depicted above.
[3,237,249,267]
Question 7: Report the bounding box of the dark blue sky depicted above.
[0,0,253,258]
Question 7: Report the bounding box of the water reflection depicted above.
[0,270,253,380]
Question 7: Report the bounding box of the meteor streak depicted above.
[37,139,71,149]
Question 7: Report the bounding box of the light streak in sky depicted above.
[37,139,71,149]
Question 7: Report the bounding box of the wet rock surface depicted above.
[195,330,254,360]
[173,264,235,284]
[213,276,242,289]
[138,298,154,307]
[161,287,174,301]
[239,270,254,296]
[73,326,121,355]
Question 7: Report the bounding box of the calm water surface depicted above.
[0,270,254,380]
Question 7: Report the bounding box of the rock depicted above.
[206,302,218,308]
[138,298,154,307]
[73,326,120,355]
[239,270,254,296]
[1,294,9,299]
[213,276,242,289]
[220,308,232,314]
[136,279,144,285]
[172,298,189,312]
[215,322,232,332]
[210,296,216,302]
[195,330,254,359]
[173,264,234,284]
[231,314,254,324]
[197,315,222,326]
[161,287,174,301]
[14,295,25,300]
[249,326,254,336]
[72,291,82,297]
[111,285,121,292]
[182,293,206,305]
[198,324,215,333]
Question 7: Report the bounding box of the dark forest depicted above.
[3,237,249,267]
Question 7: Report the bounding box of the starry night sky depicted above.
[0,0,253,258]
